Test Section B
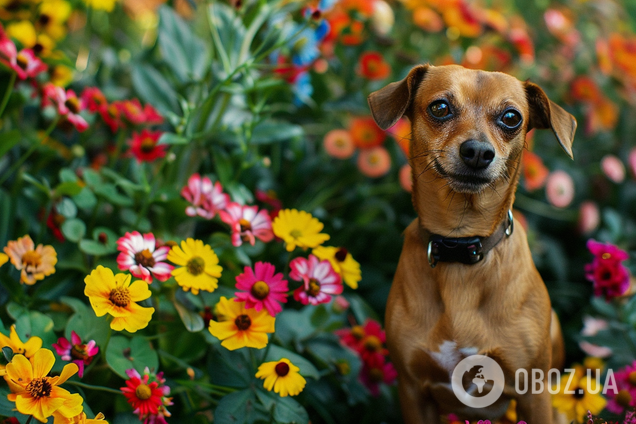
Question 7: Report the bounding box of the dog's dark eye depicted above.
[499,110,522,129]
[429,101,452,119]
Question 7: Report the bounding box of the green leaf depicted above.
[173,299,205,332]
[79,239,113,256]
[64,299,110,348]
[132,64,179,115]
[72,187,97,210]
[106,336,159,379]
[0,387,20,419]
[82,169,102,187]
[15,311,56,348]
[6,302,28,320]
[211,147,233,186]
[54,181,83,197]
[263,345,320,380]
[272,395,309,424]
[59,168,78,183]
[208,3,246,67]
[215,389,269,424]
[56,197,78,218]
[0,130,21,157]
[250,120,303,144]
[61,218,86,243]
[94,183,134,206]
[208,346,252,388]
[158,132,189,145]
[0,189,11,246]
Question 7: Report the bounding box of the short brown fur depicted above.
[368,64,575,423]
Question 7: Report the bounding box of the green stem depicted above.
[249,348,257,371]
[25,416,33,424]
[514,193,578,221]
[0,71,16,118]
[0,118,58,186]
[65,380,122,395]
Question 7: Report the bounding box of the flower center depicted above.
[234,314,251,331]
[16,53,29,70]
[602,253,612,260]
[71,344,90,361]
[363,335,382,352]
[308,278,321,296]
[335,248,348,262]
[239,218,252,232]
[351,325,365,340]
[600,270,612,281]
[38,14,51,26]
[572,387,585,399]
[140,137,156,153]
[186,256,205,276]
[369,368,384,383]
[275,362,290,377]
[368,154,380,165]
[26,378,52,399]
[135,384,152,400]
[629,371,636,386]
[109,287,130,307]
[617,389,632,407]
[64,96,81,114]
[289,229,302,239]
[251,281,270,300]
[134,249,156,268]
[22,250,41,268]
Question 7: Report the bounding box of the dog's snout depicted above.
[459,140,495,170]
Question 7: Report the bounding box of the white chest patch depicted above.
[430,341,479,375]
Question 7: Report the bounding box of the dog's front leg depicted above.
[397,375,441,424]
[516,386,553,424]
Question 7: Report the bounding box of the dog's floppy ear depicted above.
[368,64,429,130]
[525,81,577,159]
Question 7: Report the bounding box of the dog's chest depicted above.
[429,340,479,375]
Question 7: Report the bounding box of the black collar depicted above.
[422,210,514,268]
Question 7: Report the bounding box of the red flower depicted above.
[584,239,630,300]
[42,84,89,132]
[255,189,283,219]
[130,129,167,163]
[46,206,66,242]
[100,103,123,132]
[143,104,163,125]
[521,151,549,191]
[121,367,172,424]
[358,51,391,80]
[80,87,107,113]
[52,330,99,378]
[359,353,397,396]
[117,99,147,125]
[349,117,385,149]
[336,319,389,360]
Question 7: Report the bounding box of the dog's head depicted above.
[368,64,576,195]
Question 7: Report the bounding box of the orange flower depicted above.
[4,235,57,285]
[326,11,365,46]
[412,7,443,32]
[357,146,391,178]
[609,33,636,81]
[349,117,385,149]
[587,98,618,134]
[399,164,412,192]
[508,21,534,64]
[522,151,549,192]
[340,0,374,17]
[442,1,482,38]
[387,118,410,157]
[358,51,391,80]
[323,129,355,159]
[570,77,601,103]
[596,39,612,75]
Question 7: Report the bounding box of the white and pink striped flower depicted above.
[181,173,229,219]
[42,83,89,132]
[117,231,173,283]
[290,254,343,305]
[219,202,274,247]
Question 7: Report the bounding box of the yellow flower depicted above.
[208,297,275,350]
[83,0,118,12]
[4,235,57,285]
[0,325,43,377]
[6,20,37,48]
[37,0,72,40]
[54,411,108,424]
[51,65,74,87]
[4,349,83,423]
[0,253,8,267]
[84,266,155,333]
[272,209,330,252]
[168,239,223,295]
[312,246,361,289]
[552,370,607,423]
[256,358,306,397]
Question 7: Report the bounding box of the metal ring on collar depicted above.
[505,209,514,237]
[427,241,437,268]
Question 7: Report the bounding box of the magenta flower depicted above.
[52,330,99,378]
[359,353,397,397]
[0,48,47,81]
[606,360,636,414]
[234,261,288,316]
[117,231,174,283]
[584,239,630,300]
[219,202,274,247]
[290,255,343,305]
[181,174,229,219]
[42,84,89,132]
[121,367,173,424]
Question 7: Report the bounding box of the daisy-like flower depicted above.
[234,262,288,317]
[219,203,274,247]
[4,348,83,423]
[208,297,275,350]
[42,84,89,132]
[117,99,146,125]
[357,146,391,178]
[4,234,57,285]
[290,255,343,305]
[606,360,636,413]
[80,87,107,113]
[0,325,42,375]
[272,209,330,252]
[0,252,7,267]
[357,51,391,80]
[349,117,385,149]
[359,354,398,397]
[551,369,606,423]
[323,129,355,159]
[584,239,630,300]
[181,174,230,219]
[167,239,223,295]
[2,48,48,80]
[312,246,361,289]
[84,266,155,333]
[52,330,99,378]
[83,0,117,12]
[62,412,108,423]
[121,367,172,424]
[335,319,389,360]
[545,170,574,208]
[255,358,307,397]
[117,231,174,283]
[129,130,167,163]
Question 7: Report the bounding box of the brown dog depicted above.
[368,64,574,423]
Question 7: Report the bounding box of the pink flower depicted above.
[357,146,391,178]
[1,48,47,80]
[323,129,355,159]
[359,354,397,396]
[545,170,574,208]
[290,255,342,305]
[42,84,89,132]
[117,231,174,283]
[579,315,612,357]
[578,201,600,234]
[606,360,636,414]
[52,330,99,378]
[234,261,288,316]
[332,295,350,313]
[584,239,630,300]
[601,154,625,183]
[399,163,412,192]
[219,202,274,247]
[181,174,229,219]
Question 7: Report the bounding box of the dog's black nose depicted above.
[459,140,495,170]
